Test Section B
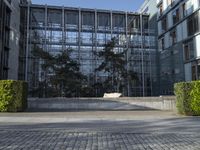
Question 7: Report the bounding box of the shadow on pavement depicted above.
[0,117,200,133]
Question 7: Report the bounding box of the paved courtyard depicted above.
[0,111,200,150]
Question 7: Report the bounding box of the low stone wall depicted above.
[28,96,176,111]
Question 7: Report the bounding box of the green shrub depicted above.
[190,81,200,115]
[174,81,200,116]
[0,80,28,112]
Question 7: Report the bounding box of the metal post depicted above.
[110,10,114,89]
[78,8,81,97]
[140,14,145,97]
[43,4,48,97]
[25,1,30,81]
[78,8,81,63]
[125,11,130,97]
[146,29,153,96]
[110,10,113,37]
[62,6,65,51]
[94,9,97,70]
[94,9,98,96]
[44,4,47,48]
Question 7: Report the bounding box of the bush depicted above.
[0,80,28,112]
[174,81,200,115]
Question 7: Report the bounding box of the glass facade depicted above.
[23,4,156,97]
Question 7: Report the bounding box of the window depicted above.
[168,0,175,6]
[65,11,79,27]
[4,30,10,47]
[192,66,196,80]
[161,17,167,32]
[132,17,140,29]
[143,16,149,29]
[97,13,110,28]
[5,9,11,27]
[143,7,149,13]
[3,49,9,68]
[31,8,45,27]
[159,3,163,15]
[186,0,193,15]
[184,44,189,60]
[112,14,125,28]
[46,30,62,43]
[170,30,177,44]
[198,64,200,79]
[66,32,78,43]
[172,8,180,24]
[167,0,172,6]
[161,38,164,50]
[184,39,194,61]
[82,12,95,27]
[182,3,186,17]
[81,32,93,44]
[2,69,8,79]
[159,38,165,51]
[48,9,62,28]
[187,12,200,36]
[191,63,200,81]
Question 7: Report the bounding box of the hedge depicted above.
[174,81,200,116]
[0,80,28,112]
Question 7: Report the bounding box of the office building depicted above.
[20,3,156,96]
[157,0,200,94]
[0,0,27,80]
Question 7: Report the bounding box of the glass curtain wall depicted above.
[25,4,156,97]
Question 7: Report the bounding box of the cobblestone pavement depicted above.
[1,111,200,150]
[1,130,200,150]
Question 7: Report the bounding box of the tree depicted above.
[52,50,86,97]
[95,38,138,95]
[33,48,86,97]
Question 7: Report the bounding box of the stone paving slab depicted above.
[0,130,200,150]
[0,111,200,150]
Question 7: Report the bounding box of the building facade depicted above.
[157,0,200,95]
[20,4,156,97]
[0,1,159,97]
[0,0,27,80]
[1,0,200,97]
[0,0,11,79]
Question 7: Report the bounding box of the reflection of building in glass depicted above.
[21,4,156,97]
[138,0,159,96]
[157,0,200,95]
